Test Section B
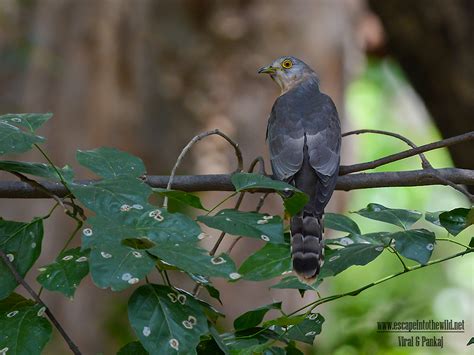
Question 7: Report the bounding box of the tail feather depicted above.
[291,215,324,283]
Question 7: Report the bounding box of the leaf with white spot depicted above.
[325,232,391,247]
[231,172,308,216]
[198,209,284,244]
[0,161,74,182]
[0,293,52,354]
[324,213,361,235]
[390,229,436,264]
[69,177,152,218]
[320,243,385,278]
[0,218,43,300]
[82,207,201,249]
[285,313,324,345]
[234,302,281,330]
[77,147,146,179]
[354,203,422,230]
[238,243,291,281]
[36,247,89,298]
[0,113,51,155]
[426,208,473,236]
[89,243,155,291]
[128,284,208,355]
[149,243,237,279]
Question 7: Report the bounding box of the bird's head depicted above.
[258,56,318,94]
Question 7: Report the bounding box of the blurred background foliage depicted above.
[0,0,472,354]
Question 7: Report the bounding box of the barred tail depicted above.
[290,214,324,283]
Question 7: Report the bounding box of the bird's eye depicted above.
[282,59,293,69]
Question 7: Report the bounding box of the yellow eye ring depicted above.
[282,59,293,69]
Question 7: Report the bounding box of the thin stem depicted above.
[0,249,82,355]
[205,192,238,216]
[388,246,409,271]
[59,220,84,255]
[436,237,470,249]
[163,129,243,208]
[289,247,473,316]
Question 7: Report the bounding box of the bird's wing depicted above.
[266,97,305,181]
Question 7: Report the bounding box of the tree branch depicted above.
[0,249,82,355]
[0,168,473,198]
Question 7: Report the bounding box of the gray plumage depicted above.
[259,56,341,282]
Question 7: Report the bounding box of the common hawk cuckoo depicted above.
[259,56,341,282]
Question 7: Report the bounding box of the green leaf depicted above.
[390,229,435,264]
[0,218,44,300]
[198,209,284,244]
[128,284,209,355]
[77,147,146,179]
[0,161,74,182]
[467,337,474,346]
[222,328,281,354]
[89,243,156,292]
[426,208,473,236]
[82,207,201,249]
[325,232,391,247]
[209,325,230,354]
[238,243,291,281]
[285,342,304,355]
[320,243,385,278]
[285,313,324,345]
[70,177,152,218]
[0,113,51,155]
[324,213,361,235]
[469,237,474,248]
[263,314,306,328]
[153,188,207,211]
[117,341,148,354]
[231,172,308,216]
[0,293,52,355]
[234,302,281,331]
[149,244,237,279]
[354,203,422,230]
[270,276,322,295]
[36,247,89,298]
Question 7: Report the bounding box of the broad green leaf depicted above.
[270,276,322,295]
[238,243,291,281]
[128,284,209,355]
[263,314,306,328]
[153,188,207,211]
[36,247,89,298]
[0,113,51,155]
[285,313,324,345]
[149,244,237,279]
[0,293,52,355]
[325,232,391,247]
[209,325,230,354]
[231,172,308,216]
[89,243,155,291]
[285,342,304,355]
[354,203,422,230]
[198,209,284,244]
[196,337,226,355]
[77,147,146,179]
[324,213,361,235]
[390,229,435,264]
[117,341,148,354]
[222,328,281,354]
[0,113,52,131]
[426,208,473,236]
[320,243,385,278]
[0,161,74,182]
[264,346,286,355]
[69,177,151,218]
[233,302,281,331]
[82,207,201,249]
[0,218,43,300]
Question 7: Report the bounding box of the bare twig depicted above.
[0,249,81,355]
[339,131,474,175]
[163,129,243,208]
[342,129,474,203]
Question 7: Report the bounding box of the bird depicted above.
[258,56,341,283]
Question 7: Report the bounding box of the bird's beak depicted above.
[258,65,277,74]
